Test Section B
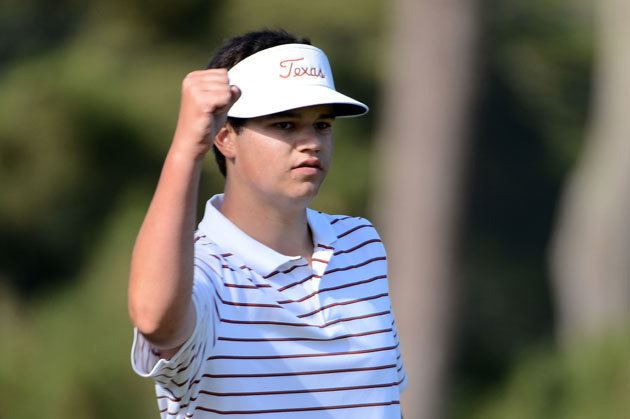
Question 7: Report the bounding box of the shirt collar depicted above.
[306,207,337,248]
[198,194,337,277]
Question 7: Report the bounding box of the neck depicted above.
[219,184,313,261]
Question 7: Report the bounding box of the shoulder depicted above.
[314,212,385,252]
[321,213,381,239]
[192,230,229,282]
[317,212,389,267]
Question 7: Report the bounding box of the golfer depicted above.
[128,29,407,418]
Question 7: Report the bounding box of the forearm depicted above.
[128,68,237,350]
[128,146,203,348]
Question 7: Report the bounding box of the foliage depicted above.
[0,189,156,418]
[459,332,630,419]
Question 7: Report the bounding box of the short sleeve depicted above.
[130,267,218,401]
[391,315,408,393]
[355,216,407,393]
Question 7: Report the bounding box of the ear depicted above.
[213,124,237,159]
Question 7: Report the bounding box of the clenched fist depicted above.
[171,69,240,161]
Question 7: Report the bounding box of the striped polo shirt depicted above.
[132,194,407,418]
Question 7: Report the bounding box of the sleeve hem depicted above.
[130,298,204,378]
[398,374,409,393]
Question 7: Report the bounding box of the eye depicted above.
[314,121,333,131]
[273,121,294,130]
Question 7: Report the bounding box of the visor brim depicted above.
[227,85,368,119]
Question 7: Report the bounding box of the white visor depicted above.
[227,43,368,118]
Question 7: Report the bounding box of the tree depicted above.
[374,0,479,417]
[550,0,630,344]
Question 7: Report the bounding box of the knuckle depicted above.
[182,76,194,90]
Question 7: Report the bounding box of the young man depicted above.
[128,30,407,418]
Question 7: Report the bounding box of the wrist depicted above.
[168,140,209,164]
[166,144,207,168]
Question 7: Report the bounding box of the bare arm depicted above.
[128,69,239,353]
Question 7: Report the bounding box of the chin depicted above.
[286,183,321,204]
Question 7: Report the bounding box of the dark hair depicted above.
[206,29,311,177]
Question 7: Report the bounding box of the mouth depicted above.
[293,159,323,171]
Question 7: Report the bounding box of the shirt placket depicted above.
[309,247,334,325]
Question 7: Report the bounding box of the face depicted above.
[219,104,335,209]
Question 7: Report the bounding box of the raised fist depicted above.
[171,69,240,160]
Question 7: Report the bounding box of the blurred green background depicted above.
[1,0,628,418]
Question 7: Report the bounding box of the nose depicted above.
[295,126,326,153]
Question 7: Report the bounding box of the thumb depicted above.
[213,85,241,118]
[228,85,241,107]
